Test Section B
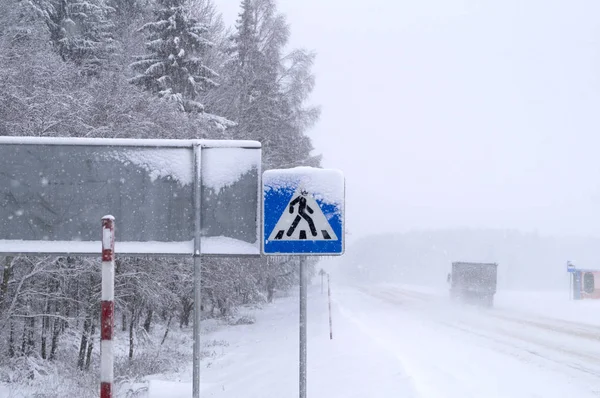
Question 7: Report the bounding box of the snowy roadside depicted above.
[147,284,416,398]
[6,281,599,398]
[0,305,262,398]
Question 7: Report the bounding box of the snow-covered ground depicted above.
[146,281,600,398]
[148,284,415,398]
[6,282,598,397]
[341,284,600,397]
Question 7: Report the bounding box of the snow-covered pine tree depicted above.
[109,0,150,18]
[32,0,116,75]
[229,0,260,111]
[214,0,320,168]
[215,0,285,145]
[130,0,219,113]
[197,0,321,306]
[266,48,321,168]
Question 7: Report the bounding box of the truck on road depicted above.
[447,262,498,307]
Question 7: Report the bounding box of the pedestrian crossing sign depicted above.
[268,188,338,241]
[263,167,344,255]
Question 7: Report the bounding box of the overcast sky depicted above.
[216,0,600,240]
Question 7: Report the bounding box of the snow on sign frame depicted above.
[0,136,261,256]
[263,167,345,255]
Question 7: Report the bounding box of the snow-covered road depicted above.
[146,283,600,397]
[337,284,600,397]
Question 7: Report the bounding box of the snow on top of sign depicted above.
[201,236,259,255]
[0,136,260,148]
[201,140,260,149]
[0,238,259,255]
[263,167,345,206]
[202,147,260,192]
[108,148,193,186]
[0,239,194,255]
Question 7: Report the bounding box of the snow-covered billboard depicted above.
[0,137,261,256]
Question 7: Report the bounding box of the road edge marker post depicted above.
[328,273,333,340]
[101,216,115,398]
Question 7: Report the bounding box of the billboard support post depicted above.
[193,144,202,398]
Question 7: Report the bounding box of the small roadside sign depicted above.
[263,167,344,255]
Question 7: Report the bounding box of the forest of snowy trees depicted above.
[0,0,320,389]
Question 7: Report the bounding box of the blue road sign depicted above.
[263,168,344,255]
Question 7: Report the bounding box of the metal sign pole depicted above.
[299,256,307,398]
[193,144,202,398]
[321,272,323,295]
[328,274,333,340]
[193,255,202,397]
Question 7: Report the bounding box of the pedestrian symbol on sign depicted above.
[287,190,317,238]
[268,188,338,242]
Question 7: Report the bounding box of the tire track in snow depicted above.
[363,285,600,384]
[372,285,600,343]
[356,286,431,306]
[333,293,481,398]
[440,319,600,379]
[489,312,600,343]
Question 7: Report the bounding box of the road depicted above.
[144,283,600,398]
[333,284,600,398]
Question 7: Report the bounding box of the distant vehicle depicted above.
[447,262,498,307]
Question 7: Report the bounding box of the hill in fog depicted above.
[337,229,600,290]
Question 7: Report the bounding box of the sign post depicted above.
[192,144,202,398]
[263,167,345,398]
[299,257,308,398]
[319,269,325,294]
[327,273,333,340]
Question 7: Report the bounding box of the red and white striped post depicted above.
[327,274,333,340]
[101,216,115,398]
